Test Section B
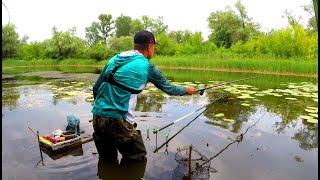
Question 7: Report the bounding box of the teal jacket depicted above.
[91,50,186,124]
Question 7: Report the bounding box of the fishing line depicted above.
[199,113,265,167]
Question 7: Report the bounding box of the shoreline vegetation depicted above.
[2,2,317,79]
[2,56,318,78]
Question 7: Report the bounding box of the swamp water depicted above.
[2,67,318,180]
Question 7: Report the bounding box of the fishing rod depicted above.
[153,96,226,153]
[197,76,258,95]
[153,96,227,134]
[154,109,205,153]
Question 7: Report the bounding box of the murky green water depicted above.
[2,67,318,180]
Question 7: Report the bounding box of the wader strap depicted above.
[105,66,142,94]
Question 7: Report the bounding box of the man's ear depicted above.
[147,43,151,51]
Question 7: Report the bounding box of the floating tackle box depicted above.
[39,131,82,152]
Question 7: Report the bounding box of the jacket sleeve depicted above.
[148,64,187,96]
[93,65,108,100]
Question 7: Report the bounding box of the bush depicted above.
[230,24,318,60]
[88,42,115,61]
[107,36,133,52]
[155,33,178,55]
[20,42,46,60]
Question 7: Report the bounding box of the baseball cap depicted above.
[134,30,158,45]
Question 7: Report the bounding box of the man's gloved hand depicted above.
[186,86,196,95]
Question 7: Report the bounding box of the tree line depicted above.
[2,0,318,61]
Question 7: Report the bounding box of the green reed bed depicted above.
[2,55,318,76]
[152,55,318,76]
[2,59,57,66]
[58,59,98,66]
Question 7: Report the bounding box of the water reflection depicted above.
[136,91,165,112]
[41,145,84,161]
[97,158,146,180]
[2,70,318,180]
[203,91,254,133]
[292,125,318,150]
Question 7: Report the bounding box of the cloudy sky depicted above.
[2,0,313,42]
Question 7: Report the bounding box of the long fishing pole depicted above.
[153,96,226,153]
[154,109,205,153]
[197,76,258,95]
[153,96,227,134]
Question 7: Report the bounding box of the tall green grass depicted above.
[152,55,318,76]
[2,55,318,77]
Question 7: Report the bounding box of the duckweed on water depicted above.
[222,118,235,122]
[306,119,318,124]
[214,113,225,118]
[241,103,251,107]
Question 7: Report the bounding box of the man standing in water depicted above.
[92,30,196,162]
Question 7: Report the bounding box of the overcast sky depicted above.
[2,0,314,42]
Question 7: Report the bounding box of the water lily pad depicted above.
[65,91,77,96]
[254,93,265,96]
[85,98,94,102]
[237,94,255,99]
[305,109,317,113]
[306,106,318,110]
[309,113,318,118]
[300,115,313,120]
[285,97,297,100]
[241,103,251,107]
[214,113,224,118]
[61,97,72,100]
[306,119,318,124]
[222,118,235,122]
[273,94,283,97]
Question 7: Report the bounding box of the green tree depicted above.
[235,0,247,28]
[208,9,241,47]
[20,35,29,45]
[176,32,213,55]
[87,41,114,61]
[208,2,259,48]
[169,30,193,44]
[282,10,302,27]
[141,16,168,35]
[155,33,178,55]
[107,36,133,52]
[20,41,46,60]
[303,3,318,32]
[45,27,86,59]
[130,19,144,35]
[2,24,20,59]
[312,0,318,26]
[115,14,132,37]
[85,14,114,45]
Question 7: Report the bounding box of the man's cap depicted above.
[134,30,158,45]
